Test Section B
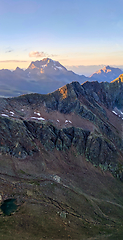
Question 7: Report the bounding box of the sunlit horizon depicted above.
[0,56,123,76]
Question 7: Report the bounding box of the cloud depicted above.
[6,50,13,53]
[5,47,14,53]
[0,60,28,63]
[29,51,58,58]
[29,51,47,58]
[50,54,58,57]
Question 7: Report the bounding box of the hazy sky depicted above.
[0,0,123,73]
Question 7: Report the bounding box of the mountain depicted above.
[90,65,123,82]
[0,80,123,239]
[111,73,123,83]
[0,58,89,97]
[0,59,123,98]
[27,58,68,74]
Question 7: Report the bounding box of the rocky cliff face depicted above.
[0,81,123,180]
[82,80,123,110]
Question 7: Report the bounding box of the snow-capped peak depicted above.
[27,58,67,73]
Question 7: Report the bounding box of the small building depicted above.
[53,175,60,183]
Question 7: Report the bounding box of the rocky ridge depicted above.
[0,81,123,180]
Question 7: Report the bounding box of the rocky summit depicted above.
[0,80,123,239]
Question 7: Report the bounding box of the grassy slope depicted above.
[0,149,123,239]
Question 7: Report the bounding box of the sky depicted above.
[0,0,123,75]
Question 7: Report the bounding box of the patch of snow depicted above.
[10,111,14,115]
[38,117,45,120]
[56,66,63,70]
[120,111,123,115]
[42,64,47,68]
[31,117,45,121]
[34,112,41,116]
[112,111,118,115]
[65,120,72,124]
[1,114,9,117]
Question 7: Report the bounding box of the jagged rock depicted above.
[0,117,38,158]
[85,134,117,168]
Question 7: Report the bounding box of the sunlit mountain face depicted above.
[27,58,67,74]
[90,65,123,82]
[111,73,123,83]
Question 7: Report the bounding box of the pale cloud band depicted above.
[0,60,28,63]
[29,51,58,58]
[29,51,47,58]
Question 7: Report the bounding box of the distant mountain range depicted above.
[0,58,123,97]
[90,65,123,82]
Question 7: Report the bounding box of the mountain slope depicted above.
[90,65,123,82]
[0,80,123,173]
[0,81,123,239]
[111,73,123,83]
[82,79,123,111]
